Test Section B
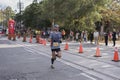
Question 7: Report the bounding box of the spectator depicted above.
[93,30,99,45]
[84,31,87,42]
[75,31,79,42]
[81,31,84,42]
[112,29,117,46]
[89,32,94,44]
[104,32,108,46]
[69,30,74,41]
[62,29,66,40]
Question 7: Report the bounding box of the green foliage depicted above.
[22,2,51,29]
[0,6,15,27]
[16,0,120,31]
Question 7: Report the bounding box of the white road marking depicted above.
[24,48,35,53]
[0,44,23,48]
[69,73,81,78]
[24,46,50,58]
[102,65,112,68]
[81,73,97,80]
[102,53,108,56]
[9,79,17,80]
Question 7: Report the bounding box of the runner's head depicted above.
[53,24,59,31]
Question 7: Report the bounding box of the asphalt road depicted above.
[0,37,120,80]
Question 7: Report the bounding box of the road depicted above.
[0,36,120,80]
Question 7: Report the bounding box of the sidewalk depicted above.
[99,40,120,48]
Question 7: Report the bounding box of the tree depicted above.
[22,2,51,29]
[42,0,110,31]
[99,0,120,31]
[20,0,118,32]
[0,6,15,28]
[33,0,38,3]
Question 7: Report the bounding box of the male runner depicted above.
[49,25,62,69]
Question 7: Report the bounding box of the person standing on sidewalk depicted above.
[104,32,108,46]
[112,29,117,46]
[62,29,66,40]
[75,31,79,42]
[93,30,99,45]
[89,32,94,44]
[48,24,62,69]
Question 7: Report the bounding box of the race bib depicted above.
[53,42,59,47]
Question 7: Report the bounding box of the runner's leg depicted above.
[57,51,61,58]
[56,49,62,58]
[51,50,56,69]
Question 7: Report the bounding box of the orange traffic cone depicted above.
[40,39,43,44]
[94,45,101,57]
[36,35,39,43]
[79,43,83,53]
[39,38,41,44]
[29,35,32,43]
[43,39,46,45]
[8,34,11,40]
[39,38,43,44]
[112,47,119,62]
[29,38,32,43]
[13,34,16,41]
[64,42,69,50]
[23,33,26,42]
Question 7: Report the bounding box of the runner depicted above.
[48,24,62,69]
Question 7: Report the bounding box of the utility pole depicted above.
[52,0,55,27]
[17,0,24,29]
[19,0,22,29]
